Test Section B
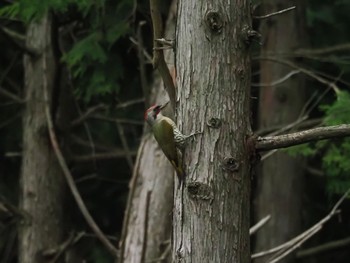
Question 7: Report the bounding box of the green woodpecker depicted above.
[145,104,194,181]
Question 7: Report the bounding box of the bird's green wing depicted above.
[153,119,179,166]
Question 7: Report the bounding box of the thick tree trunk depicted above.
[174,1,252,262]
[19,13,66,263]
[120,2,177,262]
[254,1,307,262]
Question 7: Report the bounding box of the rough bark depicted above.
[120,2,177,262]
[174,1,252,262]
[19,13,66,263]
[254,1,307,262]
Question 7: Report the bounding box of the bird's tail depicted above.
[175,166,186,189]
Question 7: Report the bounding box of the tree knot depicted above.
[187,182,213,201]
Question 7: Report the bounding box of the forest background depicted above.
[1,0,350,262]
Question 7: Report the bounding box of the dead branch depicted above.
[251,70,300,87]
[129,36,153,63]
[0,86,23,103]
[252,187,350,262]
[137,21,150,107]
[254,6,296,19]
[268,226,322,263]
[256,57,340,93]
[149,0,176,110]
[116,98,145,109]
[72,150,137,162]
[42,46,118,257]
[70,104,107,127]
[256,124,350,151]
[0,26,38,56]
[115,121,134,170]
[250,215,271,235]
[91,114,144,125]
[296,236,350,258]
[295,43,350,56]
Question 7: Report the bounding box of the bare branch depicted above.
[295,43,350,56]
[70,104,107,127]
[268,226,322,263]
[149,0,176,110]
[0,26,38,56]
[91,114,144,125]
[250,215,271,235]
[254,6,296,19]
[0,86,23,103]
[72,150,137,162]
[129,36,153,63]
[297,236,350,258]
[42,46,119,257]
[256,124,350,151]
[116,98,145,109]
[136,21,150,107]
[256,57,340,93]
[251,70,300,87]
[115,121,134,170]
[252,187,350,261]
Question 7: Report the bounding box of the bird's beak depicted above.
[159,101,169,110]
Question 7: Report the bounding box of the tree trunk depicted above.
[254,1,307,262]
[19,13,66,263]
[120,2,177,262]
[174,1,252,262]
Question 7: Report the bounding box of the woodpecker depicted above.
[145,104,196,182]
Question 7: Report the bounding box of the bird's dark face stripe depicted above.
[152,105,161,119]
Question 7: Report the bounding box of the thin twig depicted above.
[295,43,350,56]
[256,57,340,93]
[91,114,144,125]
[72,150,137,162]
[268,226,322,263]
[70,104,107,127]
[70,134,115,151]
[137,21,150,107]
[252,187,350,260]
[250,215,271,235]
[0,87,23,103]
[254,6,296,19]
[0,26,38,56]
[251,70,300,87]
[75,101,97,169]
[116,98,145,109]
[297,236,350,258]
[42,43,118,257]
[115,121,134,170]
[129,36,153,63]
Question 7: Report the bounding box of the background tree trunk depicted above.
[174,1,252,262]
[19,13,66,263]
[254,1,307,262]
[120,2,177,262]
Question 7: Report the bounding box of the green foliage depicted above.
[287,91,350,195]
[321,91,350,125]
[0,0,132,102]
[285,143,316,157]
[319,91,350,194]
